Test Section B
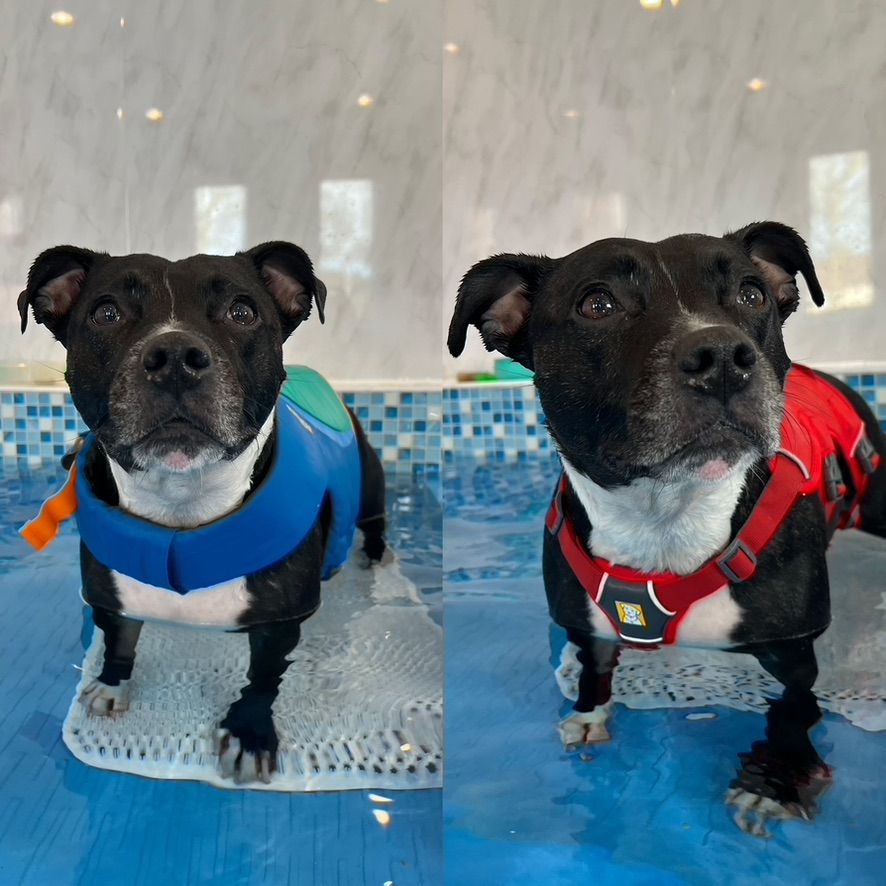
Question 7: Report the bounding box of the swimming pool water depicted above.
[0,462,441,886]
[3,452,885,885]
[444,456,886,886]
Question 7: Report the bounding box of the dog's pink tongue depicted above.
[164,451,192,471]
[698,458,730,481]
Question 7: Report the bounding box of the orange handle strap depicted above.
[19,462,79,551]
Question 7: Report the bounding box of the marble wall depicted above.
[5,2,886,384]
[0,0,441,384]
[443,0,886,377]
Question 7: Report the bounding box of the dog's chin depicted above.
[662,445,758,485]
[603,424,770,485]
[131,424,226,473]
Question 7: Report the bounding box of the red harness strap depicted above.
[545,366,880,647]
[546,454,807,644]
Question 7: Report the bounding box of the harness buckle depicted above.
[716,538,757,584]
[824,454,847,502]
[856,434,880,475]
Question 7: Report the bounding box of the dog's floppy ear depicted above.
[727,221,824,322]
[19,245,101,342]
[240,241,327,338]
[448,253,555,368]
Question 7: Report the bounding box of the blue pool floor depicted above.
[0,464,441,886]
[444,457,886,886]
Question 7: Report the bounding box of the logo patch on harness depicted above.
[615,601,647,627]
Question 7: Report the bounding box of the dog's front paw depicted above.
[558,703,612,750]
[216,701,278,784]
[79,679,130,717]
[724,788,810,838]
[215,729,276,784]
[725,743,832,837]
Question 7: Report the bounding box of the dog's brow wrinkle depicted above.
[122,271,143,294]
[656,255,678,297]
[613,255,640,278]
[163,267,176,320]
[715,254,732,276]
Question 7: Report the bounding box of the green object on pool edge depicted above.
[281,366,352,433]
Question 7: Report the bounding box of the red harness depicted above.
[545,365,880,646]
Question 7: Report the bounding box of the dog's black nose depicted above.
[142,331,213,390]
[674,327,756,401]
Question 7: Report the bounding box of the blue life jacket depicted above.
[74,379,361,592]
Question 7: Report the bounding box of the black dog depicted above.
[448,222,886,834]
[19,241,386,783]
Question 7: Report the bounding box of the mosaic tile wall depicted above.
[340,390,440,476]
[5,371,885,470]
[443,384,551,463]
[443,371,886,462]
[1,388,441,476]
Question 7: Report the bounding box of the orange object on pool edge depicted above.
[19,462,79,551]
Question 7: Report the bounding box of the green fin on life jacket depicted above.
[281,366,352,433]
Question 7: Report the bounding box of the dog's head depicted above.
[449,222,824,487]
[19,242,326,472]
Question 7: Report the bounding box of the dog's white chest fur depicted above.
[111,573,252,628]
[562,457,751,645]
[106,414,274,627]
[561,457,753,574]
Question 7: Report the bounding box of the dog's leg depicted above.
[79,607,143,716]
[351,409,387,565]
[216,618,303,784]
[725,636,831,837]
[558,629,621,750]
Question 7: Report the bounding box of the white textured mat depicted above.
[63,555,442,791]
[557,530,886,732]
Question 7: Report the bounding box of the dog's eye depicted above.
[738,283,765,308]
[577,290,619,320]
[228,300,257,326]
[92,301,121,326]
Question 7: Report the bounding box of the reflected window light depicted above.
[808,151,872,312]
[319,179,373,281]
[0,195,23,237]
[194,186,246,254]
